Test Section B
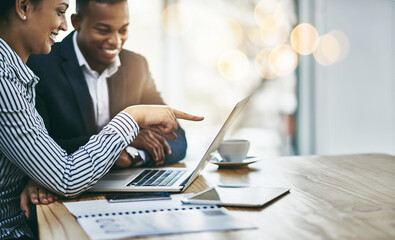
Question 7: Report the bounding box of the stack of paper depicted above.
[64,194,256,240]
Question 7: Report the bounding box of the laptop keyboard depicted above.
[126,169,187,187]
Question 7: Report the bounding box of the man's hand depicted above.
[114,150,133,168]
[131,129,171,166]
[20,179,58,218]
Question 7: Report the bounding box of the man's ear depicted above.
[71,14,81,31]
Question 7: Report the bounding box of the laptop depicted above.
[89,95,251,193]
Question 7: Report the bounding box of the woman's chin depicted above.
[33,46,52,55]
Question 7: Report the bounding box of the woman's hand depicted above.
[20,179,58,218]
[124,105,204,140]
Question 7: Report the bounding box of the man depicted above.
[27,0,187,168]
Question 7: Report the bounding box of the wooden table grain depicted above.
[37,153,395,240]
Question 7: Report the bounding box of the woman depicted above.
[0,0,203,239]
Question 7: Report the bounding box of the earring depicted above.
[22,16,27,20]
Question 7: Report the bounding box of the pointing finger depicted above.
[172,109,204,121]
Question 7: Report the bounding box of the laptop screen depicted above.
[182,95,251,188]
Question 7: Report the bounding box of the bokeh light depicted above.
[162,3,194,36]
[194,19,244,67]
[162,3,182,36]
[329,30,350,62]
[255,48,277,79]
[313,34,339,66]
[217,50,250,82]
[254,0,281,28]
[227,20,244,48]
[269,44,298,76]
[253,0,289,47]
[194,34,230,67]
[260,24,289,47]
[247,27,266,47]
[290,23,319,55]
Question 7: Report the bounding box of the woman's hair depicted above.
[76,0,126,18]
[0,0,43,18]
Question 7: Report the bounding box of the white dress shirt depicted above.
[72,32,146,161]
[73,32,120,130]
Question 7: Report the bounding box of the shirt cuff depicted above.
[138,150,146,161]
[106,112,139,144]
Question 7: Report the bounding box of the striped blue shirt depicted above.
[0,38,139,239]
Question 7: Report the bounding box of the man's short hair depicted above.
[76,0,127,18]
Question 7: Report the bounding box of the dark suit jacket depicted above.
[27,32,187,166]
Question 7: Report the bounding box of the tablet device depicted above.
[182,186,290,208]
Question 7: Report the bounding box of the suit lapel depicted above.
[60,32,97,134]
[108,56,126,118]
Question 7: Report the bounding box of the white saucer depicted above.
[209,156,261,168]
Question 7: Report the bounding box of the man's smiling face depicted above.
[73,0,129,73]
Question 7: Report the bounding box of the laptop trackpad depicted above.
[101,170,137,181]
[101,174,131,181]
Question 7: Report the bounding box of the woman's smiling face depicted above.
[24,0,69,55]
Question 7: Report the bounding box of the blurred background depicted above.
[58,0,394,159]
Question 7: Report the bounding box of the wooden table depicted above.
[37,153,395,239]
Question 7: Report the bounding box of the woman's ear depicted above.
[15,0,29,21]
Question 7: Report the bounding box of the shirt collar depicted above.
[72,31,120,76]
[0,38,39,85]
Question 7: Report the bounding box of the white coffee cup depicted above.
[217,139,250,162]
